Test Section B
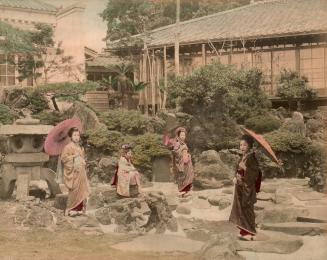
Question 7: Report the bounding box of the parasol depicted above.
[44,118,83,156]
[241,127,282,165]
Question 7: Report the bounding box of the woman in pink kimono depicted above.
[171,127,194,197]
[111,144,142,197]
[61,127,90,217]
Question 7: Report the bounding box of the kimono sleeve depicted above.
[61,144,75,172]
[243,153,260,187]
[119,157,137,172]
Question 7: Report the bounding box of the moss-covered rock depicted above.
[32,111,69,125]
[264,130,309,154]
[264,130,325,186]
[244,114,281,134]
[99,110,165,135]
[86,126,123,156]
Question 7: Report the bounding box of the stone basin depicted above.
[0,118,53,136]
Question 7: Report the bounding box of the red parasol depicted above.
[241,127,282,165]
[44,119,83,156]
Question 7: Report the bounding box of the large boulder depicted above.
[281,112,306,137]
[67,101,105,132]
[88,186,118,210]
[218,149,240,170]
[194,150,234,189]
[200,232,244,260]
[256,206,309,224]
[95,191,177,234]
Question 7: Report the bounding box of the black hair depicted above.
[68,127,80,138]
[240,134,254,149]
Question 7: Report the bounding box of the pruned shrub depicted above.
[244,114,281,134]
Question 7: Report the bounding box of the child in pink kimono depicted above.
[111,144,142,197]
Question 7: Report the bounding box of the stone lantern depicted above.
[0,117,61,201]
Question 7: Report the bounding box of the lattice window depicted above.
[300,47,326,90]
[0,54,15,86]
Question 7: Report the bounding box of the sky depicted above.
[44,0,108,52]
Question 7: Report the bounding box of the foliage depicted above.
[39,81,99,99]
[101,0,164,42]
[264,130,310,154]
[244,114,281,134]
[169,62,271,123]
[32,111,69,125]
[16,23,73,86]
[99,109,164,135]
[24,89,49,113]
[0,21,34,53]
[123,133,171,174]
[277,69,316,101]
[86,126,124,154]
[0,104,15,124]
[106,63,134,95]
[227,68,271,123]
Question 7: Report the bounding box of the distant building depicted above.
[0,0,86,87]
[108,0,327,108]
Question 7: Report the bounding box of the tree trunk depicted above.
[51,96,60,111]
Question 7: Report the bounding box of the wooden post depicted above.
[174,0,180,76]
[138,56,143,110]
[142,52,148,116]
[151,50,156,116]
[156,55,162,110]
[202,44,206,66]
[295,46,301,73]
[270,51,274,96]
[163,46,168,110]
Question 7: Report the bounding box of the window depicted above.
[0,54,16,86]
[300,47,326,90]
[253,51,272,95]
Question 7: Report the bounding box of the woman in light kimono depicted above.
[229,135,262,241]
[111,144,142,197]
[61,127,90,216]
[171,127,194,197]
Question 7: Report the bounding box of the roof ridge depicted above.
[148,0,288,34]
[0,0,58,12]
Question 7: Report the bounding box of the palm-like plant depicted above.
[106,63,135,97]
[131,81,148,92]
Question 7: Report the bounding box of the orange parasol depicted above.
[241,127,282,165]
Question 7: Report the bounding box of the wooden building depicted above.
[107,0,327,111]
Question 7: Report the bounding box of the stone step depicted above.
[261,222,327,236]
[297,216,327,223]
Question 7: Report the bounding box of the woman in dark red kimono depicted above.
[229,134,262,241]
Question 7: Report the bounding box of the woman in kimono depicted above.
[229,134,262,241]
[171,127,194,197]
[61,127,90,216]
[111,144,142,197]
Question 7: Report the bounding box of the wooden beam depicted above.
[202,44,206,65]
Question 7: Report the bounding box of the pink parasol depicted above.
[44,119,83,156]
[241,127,282,165]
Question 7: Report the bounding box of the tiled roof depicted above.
[0,0,58,13]
[86,55,122,67]
[109,0,327,49]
